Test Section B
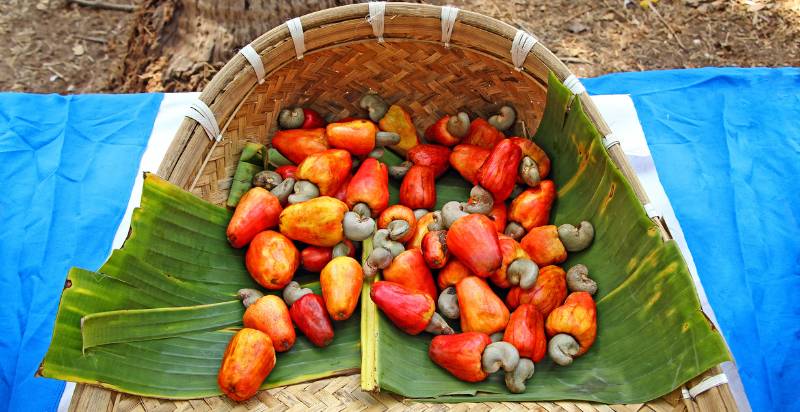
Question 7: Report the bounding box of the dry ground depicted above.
[1,0,798,93]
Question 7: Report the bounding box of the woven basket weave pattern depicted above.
[190,41,546,205]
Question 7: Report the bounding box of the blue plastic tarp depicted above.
[583,68,800,412]
[0,93,163,411]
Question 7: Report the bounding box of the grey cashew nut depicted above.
[462,185,494,215]
[359,93,389,122]
[437,287,460,319]
[387,219,411,241]
[252,170,283,190]
[287,180,320,204]
[566,264,597,295]
[353,202,372,218]
[424,312,455,335]
[504,222,525,240]
[488,105,516,131]
[363,247,393,278]
[507,258,539,290]
[368,147,385,159]
[548,333,580,366]
[332,241,353,258]
[278,107,304,129]
[446,112,470,138]
[504,358,534,394]
[558,221,595,252]
[518,156,541,187]
[237,288,264,308]
[389,161,413,180]
[413,209,429,220]
[343,211,376,242]
[375,131,401,147]
[270,177,295,205]
[481,341,520,374]
[373,229,405,257]
[282,281,312,306]
[442,201,468,228]
[490,332,505,343]
[427,210,446,231]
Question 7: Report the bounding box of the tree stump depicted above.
[111,0,367,92]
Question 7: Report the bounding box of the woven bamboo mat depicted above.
[69,366,735,411]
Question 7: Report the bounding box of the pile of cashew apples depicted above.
[216,93,600,401]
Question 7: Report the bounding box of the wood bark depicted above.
[111,0,365,92]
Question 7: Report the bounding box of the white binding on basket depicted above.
[368,2,386,43]
[511,30,538,71]
[239,44,265,84]
[604,132,621,150]
[564,74,586,94]
[440,6,459,48]
[286,18,306,59]
[644,203,659,219]
[185,99,222,142]
[682,373,729,399]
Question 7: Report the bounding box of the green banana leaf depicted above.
[361,72,730,403]
[227,142,266,208]
[40,174,361,399]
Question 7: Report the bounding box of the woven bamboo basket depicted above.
[69,3,736,411]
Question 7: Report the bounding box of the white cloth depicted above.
[58,92,749,412]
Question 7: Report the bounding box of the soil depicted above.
[1,0,798,93]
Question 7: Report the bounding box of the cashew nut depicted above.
[424,312,455,335]
[507,258,539,290]
[566,264,597,295]
[375,131,401,147]
[442,201,468,228]
[351,158,361,170]
[368,147,385,158]
[359,93,389,122]
[558,221,595,252]
[343,211,376,241]
[237,288,264,308]
[270,177,295,205]
[446,112,470,138]
[352,203,370,218]
[387,219,411,241]
[427,210,446,231]
[363,247,393,278]
[481,341,521,373]
[373,229,405,257]
[437,287,460,319]
[252,170,283,190]
[490,332,505,343]
[413,209,429,220]
[488,105,516,131]
[504,358,534,394]
[282,281,312,306]
[462,185,494,215]
[389,161,413,180]
[278,107,304,129]
[548,333,580,366]
[518,156,541,187]
[287,180,320,204]
[332,241,353,258]
[504,222,525,240]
